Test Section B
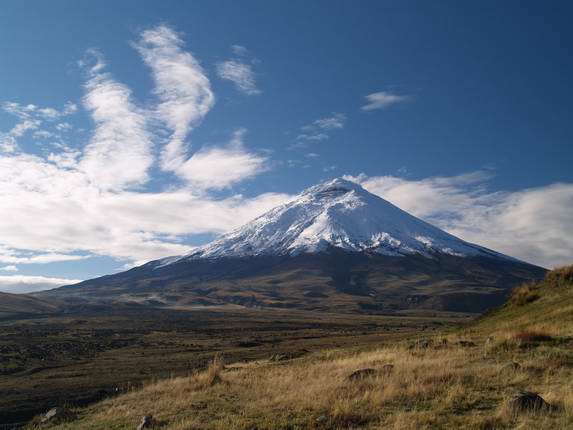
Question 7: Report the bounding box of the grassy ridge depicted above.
[472,265,573,335]
[32,266,573,429]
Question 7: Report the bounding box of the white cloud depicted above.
[134,24,215,171]
[0,265,18,272]
[0,150,288,265]
[55,122,73,132]
[176,128,268,190]
[361,91,411,111]
[0,275,82,293]
[291,113,346,148]
[0,246,89,265]
[231,44,249,56]
[79,50,153,191]
[347,172,573,268]
[310,113,346,131]
[0,101,77,153]
[216,59,260,95]
[0,24,280,272]
[32,130,55,140]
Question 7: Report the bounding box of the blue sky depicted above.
[0,1,572,292]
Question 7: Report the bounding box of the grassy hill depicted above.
[473,265,573,334]
[30,266,573,429]
[0,292,59,318]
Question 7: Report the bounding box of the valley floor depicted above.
[29,328,573,430]
[0,306,462,425]
[24,267,573,429]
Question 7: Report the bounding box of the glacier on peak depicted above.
[158,178,511,266]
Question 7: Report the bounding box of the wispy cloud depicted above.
[290,112,346,149]
[0,275,82,293]
[134,24,215,171]
[0,101,77,153]
[231,44,249,56]
[216,59,261,95]
[0,265,18,272]
[0,246,89,265]
[0,24,280,275]
[79,49,153,191]
[346,171,573,268]
[361,91,411,111]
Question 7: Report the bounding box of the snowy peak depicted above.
[168,177,511,264]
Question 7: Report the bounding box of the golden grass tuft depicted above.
[204,352,224,386]
[509,282,540,306]
[545,264,573,286]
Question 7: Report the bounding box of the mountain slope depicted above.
[0,292,59,317]
[39,178,546,314]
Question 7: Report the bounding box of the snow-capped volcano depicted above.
[165,178,507,264]
[42,178,545,314]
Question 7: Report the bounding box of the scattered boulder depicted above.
[269,353,289,362]
[236,341,262,348]
[137,414,155,430]
[269,350,307,362]
[457,340,477,348]
[348,368,378,381]
[40,407,74,424]
[41,408,59,424]
[506,391,554,414]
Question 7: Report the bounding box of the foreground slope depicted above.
[35,266,573,430]
[40,178,545,314]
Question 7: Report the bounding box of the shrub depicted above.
[509,282,540,306]
[545,265,573,286]
[511,330,554,343]
[204,353,224,386]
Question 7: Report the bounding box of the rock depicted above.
[40,407,73,424]
[269,353,288,362]
[41,408,59,424]
[315,414,328,424]
[457,340,477,347]
[507,391,553,414]
[348,368,378,380]
[137,414,155,430]
[269,351,307,362]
